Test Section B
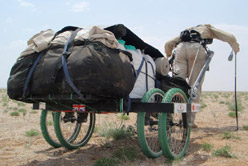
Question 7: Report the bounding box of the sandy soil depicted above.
[0,90,248,166]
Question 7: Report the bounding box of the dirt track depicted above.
[1,90,248,166]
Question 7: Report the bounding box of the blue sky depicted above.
[1,0,247,91]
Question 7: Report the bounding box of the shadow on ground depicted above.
[24,125,239,166]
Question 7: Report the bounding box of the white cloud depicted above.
[70,1,89,12]
[17,0,36,10]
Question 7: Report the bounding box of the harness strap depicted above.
[22,26,82,98]
[145,59,148,91]
[51,26,79,42]
[63,28,82,57]
[126,57,145,113]
[22,51,45,97]
[147,61,155,75]
[62,28,85,98]
[136,57,145,80]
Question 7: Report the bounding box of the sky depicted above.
[0,0,247,91]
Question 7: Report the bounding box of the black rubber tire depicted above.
[137,88,165,158]
[54,111,95,149]
[158,88,191,160]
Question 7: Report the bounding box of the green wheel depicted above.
[40,110,61,148]
[137,88,165,158]
[158,88,191,159]
[40,110,82,148]
[54,111,95,149]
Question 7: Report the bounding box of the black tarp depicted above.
[104,24,164,59]
[8,24,163,102]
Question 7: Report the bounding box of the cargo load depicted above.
[7,24,164,103]
[117,40,156,98]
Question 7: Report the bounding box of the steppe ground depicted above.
[0,89,248,166]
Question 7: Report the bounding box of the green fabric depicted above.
[117,39,126,45]
[125,45,136,50]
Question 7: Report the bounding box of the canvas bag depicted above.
[7,26,77,100]
[8,26,136,101]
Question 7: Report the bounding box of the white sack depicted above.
[127,49,156,98]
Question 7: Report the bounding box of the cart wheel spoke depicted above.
[54,111,95,149]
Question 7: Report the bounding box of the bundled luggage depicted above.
[7,24,165,103]
[118,41,156,98]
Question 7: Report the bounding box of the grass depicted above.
[99,126,134,141]
[201,103,207,109]
[11,107,18,111]
[225,101,230,106]
[228,102,244,112]
[1,96,9,103]
[3,109,8,113]
[201,143,213,152]
[94,158,119,166]
[94,147,138,166]
[94,126,100,133]
[97,119,135,141]
[25,129,40,137]
[10,111,20,116]
[17,102,26,107]
[219,101,225,104]
[228,97,244,112]
[213,94,219,100]
[222,132,240,140]
[30,110,38,114]
[222,93,231,99]
[2,102,8,107]
[46,121,53,126]
[213,145,236,158]
[228,111,239,118]
[18,108,27,116]
[243,125,248,130]
[118,114,130,120]
[113,147,138,162]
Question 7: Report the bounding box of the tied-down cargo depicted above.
[7,26,136,102]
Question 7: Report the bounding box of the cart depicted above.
[32,42,213,159]
[19,25,215,160]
